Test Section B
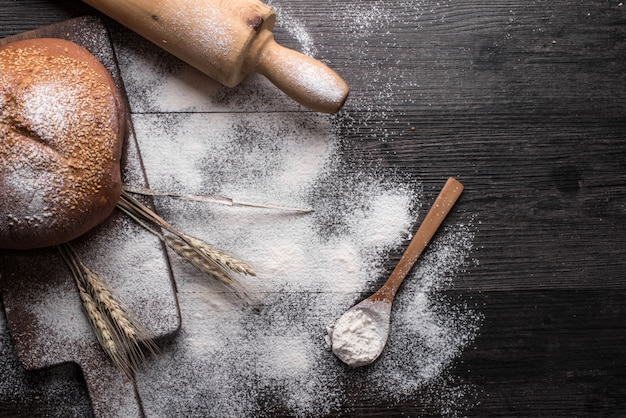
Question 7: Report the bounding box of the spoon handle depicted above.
[373,177,464,301]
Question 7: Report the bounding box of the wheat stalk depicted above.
[58,243,157,378]
[74,277,130,377]
[117,190,259,301]
[84,265,138,340]
[181,234,255,277]
[123,184,313,213]
[80,262,158,368]
[163,235,233,285]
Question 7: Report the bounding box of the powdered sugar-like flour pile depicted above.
[329,302,390,368]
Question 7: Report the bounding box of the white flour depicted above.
[329,305,389,367]
[0,300,93,415]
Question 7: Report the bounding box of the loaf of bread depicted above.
[0,38,125,249]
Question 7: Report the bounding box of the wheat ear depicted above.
[182,234,255,277]
[163,236,233,285]
[58,243,157,378]
[74,277,131,377]
[80,262,159,369]
[117,190,258,300]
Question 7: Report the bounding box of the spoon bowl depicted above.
[330,177,464,367]
[330,298,392,367]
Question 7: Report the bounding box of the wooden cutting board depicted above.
[0,16,181,418]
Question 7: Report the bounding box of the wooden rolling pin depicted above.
[83,0,349,113]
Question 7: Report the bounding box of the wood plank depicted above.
[452,289,626,416]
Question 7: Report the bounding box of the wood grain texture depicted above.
[1,0,626,416]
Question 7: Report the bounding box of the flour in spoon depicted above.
[329,306,388,367]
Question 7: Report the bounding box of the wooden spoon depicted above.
[330,177,464,367]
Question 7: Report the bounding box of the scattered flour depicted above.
[267,1,318,57]
[0,300,93,417]
[127,111,480,416]
[0,2,481,417]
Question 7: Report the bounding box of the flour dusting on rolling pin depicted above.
[82,0,349,113]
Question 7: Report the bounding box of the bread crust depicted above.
[0,38,125,249]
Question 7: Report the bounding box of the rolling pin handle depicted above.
[251,30,349,113]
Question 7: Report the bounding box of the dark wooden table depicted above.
[1,1,626,416]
